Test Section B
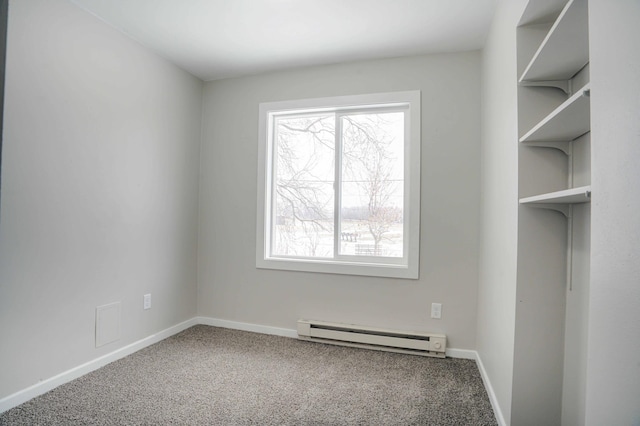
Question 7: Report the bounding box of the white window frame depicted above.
[256,91,420,279]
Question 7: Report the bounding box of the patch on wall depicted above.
[95,301,121,347]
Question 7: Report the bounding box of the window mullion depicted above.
[268,115,278,258]
[333,113,342,259]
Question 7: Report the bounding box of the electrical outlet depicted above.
[143,294,151,310]
[431,303,442,319]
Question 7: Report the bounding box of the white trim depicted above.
[199,317,477,361]
[445,348,477,360]
[195,316,298,339]
[0,318,198,414]
[436,348,507,426]
[476,352,507,426]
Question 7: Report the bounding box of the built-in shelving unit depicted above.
[517,0,591,213]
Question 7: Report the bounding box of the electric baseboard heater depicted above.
[297,319,446,358]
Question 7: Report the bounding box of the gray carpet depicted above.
[0,325,496,425]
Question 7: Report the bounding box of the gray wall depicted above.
[586,0,640,424]
[0,0,202,399]
[477,1,526,424]
[0,0,7,209]
[198,53,482,350]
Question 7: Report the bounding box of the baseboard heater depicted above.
[297,319,446,358]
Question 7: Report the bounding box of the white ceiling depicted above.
[70,0,497,81]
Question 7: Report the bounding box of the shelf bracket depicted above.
[521,140,571,155]
[526,203,572,218]
[519,80,571,94]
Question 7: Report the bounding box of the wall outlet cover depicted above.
[144,294,151,310]
[431,303,442,319]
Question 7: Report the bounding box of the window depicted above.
[256,91,420,279]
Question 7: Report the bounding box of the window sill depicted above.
[256,256,419,279]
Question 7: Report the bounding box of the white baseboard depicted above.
[475,352,507,426]
[195,316,298,339]
[426,346,506,426]
[445,348,476,359]
[197,317,480,362]
[0,317,198,414]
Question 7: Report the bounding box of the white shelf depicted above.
[519,0,567,26]
[519,0,589,83]
[520,83,590,143]
[520,186,591,205]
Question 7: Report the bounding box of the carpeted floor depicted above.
[0,325,496,425]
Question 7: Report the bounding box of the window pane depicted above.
[339,112,404,258]
[272,114,335,258]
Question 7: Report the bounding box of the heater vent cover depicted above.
[297,319,446,358]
